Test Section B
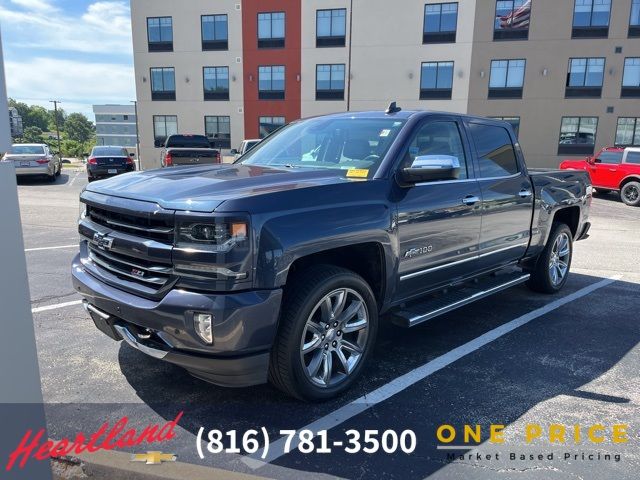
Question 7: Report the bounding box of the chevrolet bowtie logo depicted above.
[130,451,177,465]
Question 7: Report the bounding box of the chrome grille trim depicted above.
[88,248,168,286]
[89,209,173,235]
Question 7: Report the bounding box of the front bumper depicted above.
[72,253,282,387]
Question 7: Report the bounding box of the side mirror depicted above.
[82,153,89,157]
[129,152,135,157]
[230,149,238,155]
[154,138,164,148]
[399,155,460,185]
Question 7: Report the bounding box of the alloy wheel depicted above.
[299,288,369,387]
[549,232,570,286]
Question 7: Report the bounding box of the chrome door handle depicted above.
[608,168,617,172]
[462,195,480,205]
[518,189,533,198]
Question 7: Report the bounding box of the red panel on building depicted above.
[241,0,301,139]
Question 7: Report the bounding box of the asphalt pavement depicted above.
[16,170,640,480]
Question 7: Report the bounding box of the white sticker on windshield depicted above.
[380,129,391,137]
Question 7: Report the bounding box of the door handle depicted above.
[462,195,480,205]
[608,168,617,172]
[518,189,533,198]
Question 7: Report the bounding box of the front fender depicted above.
[254,202,395,291]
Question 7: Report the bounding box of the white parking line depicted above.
[24,244,77,252]
[68,170,82,187]
[31,300,83,313]
[242,275,621,469]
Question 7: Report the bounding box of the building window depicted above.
[205,116,231,149]
[494,1,531,40]
[469,123,520,178]
[259,117,285,138]
[622,58,640,98]
[565,58,604,98]
[615,118,640,146]
[258,12,285,48]
[631,0,640,37]
[490,116,521,138]
[202,14,228,50]
[572,0,610,38]
[203,67,230,100]
[558,117,598,155]
[258,66,285,99]
[316,9,347,47]
[150,68,176,101]
[420,61,454,99]
[316,64,345,100]
[147,17,173,52]
[153,115,178,147]
[488,59,525,98]
[423,3,458,44]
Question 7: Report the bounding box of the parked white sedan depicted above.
[2,143,61,182]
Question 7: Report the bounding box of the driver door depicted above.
[395,116,482,301]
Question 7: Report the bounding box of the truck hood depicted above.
[84,164,354,212]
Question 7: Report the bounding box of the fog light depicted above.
[194,313,213,344]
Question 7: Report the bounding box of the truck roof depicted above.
[301,108,508,126]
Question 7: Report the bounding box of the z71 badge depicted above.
[404,246,433,258]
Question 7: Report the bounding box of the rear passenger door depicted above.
[466,121,533,269]
[395,116,482,301]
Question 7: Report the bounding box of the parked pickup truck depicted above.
[230,138,261,160]
[72,106,592,400]
[159,134,220,167]
[560,146,640,206]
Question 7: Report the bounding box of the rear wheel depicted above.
[620,181,640,207]
[527,222,573,294]
[55,162,61,176]
[269,265,378,401]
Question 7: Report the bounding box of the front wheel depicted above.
[269,265,378,401]
[620,181,640,207]
[527,223,573,294]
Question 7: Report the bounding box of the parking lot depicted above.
[19,170,640,479]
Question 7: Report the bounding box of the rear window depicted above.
[9,145,45,155]
[469,123,519,178]
[596,151,623,164]
[626,151,640,164]
[91,147,128,157]
[166,135,211,148]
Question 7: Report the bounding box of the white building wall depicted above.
[131,0,245,169]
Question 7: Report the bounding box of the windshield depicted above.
[92,147,128,157]
[9,145,45,155]
[239,117,406,176]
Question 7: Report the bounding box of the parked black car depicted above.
[87,146,135,182]
[73,106,592,400]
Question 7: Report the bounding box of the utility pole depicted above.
[131,100,141,170]
[49,100,62,160]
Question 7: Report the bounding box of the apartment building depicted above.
[93,104,138,148]
[131,0,640,169]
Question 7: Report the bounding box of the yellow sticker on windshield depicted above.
[347,169,369,178]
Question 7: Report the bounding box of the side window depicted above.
[469,123,519,178]
[626,151,640,164]
[403,121,468,179]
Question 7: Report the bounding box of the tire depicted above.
[55,163,61,176]
[620,181,640,207]
[269,265,378,401]
[527,222,573,294]
[48,171,56,182]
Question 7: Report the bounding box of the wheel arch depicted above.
[620,175,640,190]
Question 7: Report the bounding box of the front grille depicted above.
[87,205,174,243]
[88,243,173,291]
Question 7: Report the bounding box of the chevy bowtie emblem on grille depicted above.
[93,232,114,250]
[130,451,177,465]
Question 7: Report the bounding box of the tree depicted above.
[48,107,66,132]
[62,139,84,158]
[19,126,44,144]
[64,113,94,143]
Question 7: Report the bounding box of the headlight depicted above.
[176,220,248,252]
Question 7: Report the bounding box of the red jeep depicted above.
[560,147,640,206]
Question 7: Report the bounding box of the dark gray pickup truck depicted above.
[72,107,592,400]
[159,134,220,167]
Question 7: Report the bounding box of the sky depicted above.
[0,0,135,120]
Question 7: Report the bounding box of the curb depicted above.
[51,449,268,480]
